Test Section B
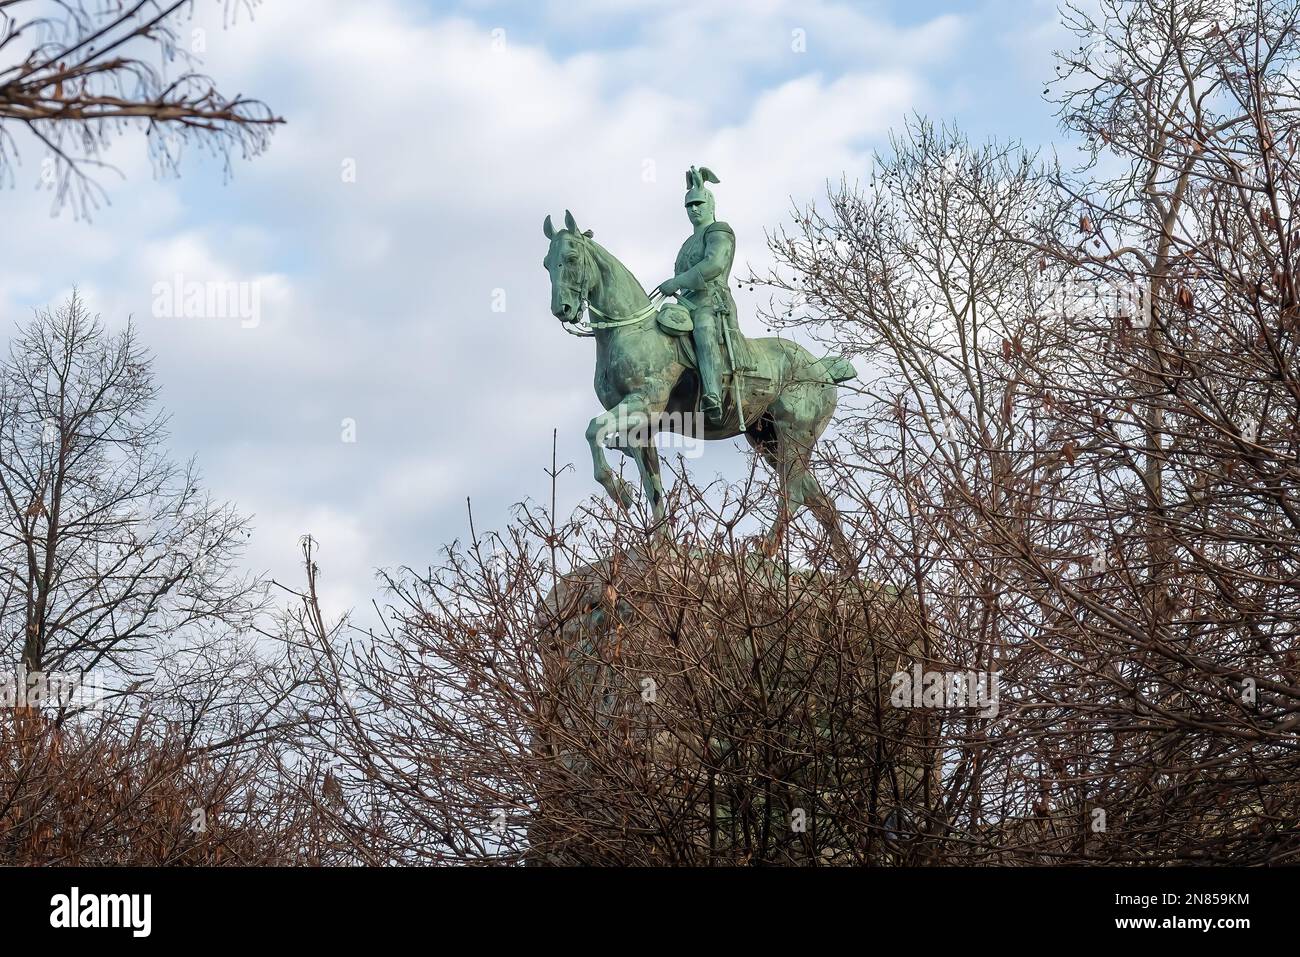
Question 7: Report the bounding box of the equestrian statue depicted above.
[542,165,858,566]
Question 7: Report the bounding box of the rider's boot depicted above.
[693,310,725,427]
[701,391,723,425]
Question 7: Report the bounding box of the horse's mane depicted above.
[583,235,649,302]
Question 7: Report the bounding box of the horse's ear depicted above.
[543,214,555,239]
[564,209,578,233]
[582,229,594,238]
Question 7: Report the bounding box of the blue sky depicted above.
[0,0,1082,613]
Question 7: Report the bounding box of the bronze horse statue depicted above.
[542,209,857,566]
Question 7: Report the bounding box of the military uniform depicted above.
[667,167,755,424]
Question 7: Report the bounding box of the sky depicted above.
[0,0,1081,615]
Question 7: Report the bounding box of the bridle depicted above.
[555,235,661,338]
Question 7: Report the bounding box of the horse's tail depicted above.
[812,355,858,385]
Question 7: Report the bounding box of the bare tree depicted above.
[10,0,1300,869]
[748,0,1300,863]
[0,695,337,865]
[0,292,262,695]
[267,457,939,866]
[0,296,344,867]
[272,1,1300,859]
[0,0,281,216]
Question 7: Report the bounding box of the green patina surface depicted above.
[542,166,860,570]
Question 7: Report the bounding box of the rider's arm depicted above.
[673,229,734,291]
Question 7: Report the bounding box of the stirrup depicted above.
[702,392,724,424]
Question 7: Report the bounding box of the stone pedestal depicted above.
[525,542,935,865]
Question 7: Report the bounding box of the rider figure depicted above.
[656,166,752,426]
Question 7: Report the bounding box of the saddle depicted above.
[655,301,693,336]
[655,301,771,431]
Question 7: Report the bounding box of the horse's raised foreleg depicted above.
[586,395,653,512]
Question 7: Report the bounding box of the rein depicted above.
[561,297,661,337]
[559,240,663,338]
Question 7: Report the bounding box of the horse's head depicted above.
[542,210,596,323]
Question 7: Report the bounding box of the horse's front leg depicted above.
[586,395,651,511]
[628,442,665,522]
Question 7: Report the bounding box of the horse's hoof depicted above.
[609,478,639,511]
